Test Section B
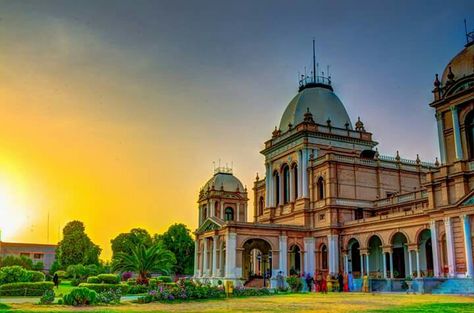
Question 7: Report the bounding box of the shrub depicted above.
[97,274,120,284]
[286,276,302,292]
[127,278,137,286]
[157,276,172,283]
[97,289,121,304]
[78,283,128,294]
[87,276,101,283]
[57,299,63,305]
[70,278,83,286]
[29,271,45,282]
[233,287,271,297]
[55,270,67,278]
[32,262,44,271]
[140,279,225,303]
[0,255,33,269]
[127,284,148,294]
[63,287,97,306]
[0,266,31,285]
[0,282,54,296]
[40,289,55,304]
[122,271,132,281]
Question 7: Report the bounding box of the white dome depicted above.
[279,86,352,132]
[202,172,244,193]
[441,42,474,85]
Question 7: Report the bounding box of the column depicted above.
[210,201,215,217]
[265,163,271,207]
[279,173,284,206]
[389,251,394,279]
[194,240,199,277]
[236,203,240,222]
[408,248,413,277]
[461,215,474,277]
[451,106,464,160]
[416,250,420,278]
[212,236,218,277]
[289,167,294,202]
[430,220,441,277]
[279,235,288,276]
[304,237,315,275]
[360,254,365,277]
[302,149,309,198]
[225,233,237,278]
[366,254,370,276]
[435,112,447,164]
[344,254,349,274]
[444,217,456,277]
[327,234,339,275]
[297,151,302,198]
[203,238,208,277]
[220,202,224,220]
[383,252,387,279]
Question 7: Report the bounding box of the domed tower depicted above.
[430,30,474,164]
[198,166,248,227]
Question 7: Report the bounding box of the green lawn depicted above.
[1,293,474,312]
[54,281,74,297]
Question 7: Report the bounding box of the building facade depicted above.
[0,241,57,271]
[194,38,474,291]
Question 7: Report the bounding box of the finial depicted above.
[433,74,440,88]
[355,117,365,132]
[416,154,420,164]
[255,172,259,181]
[220,182,224,190]
[304,108,315,123]
[374,148,379,159]
[447,66,455,84]
[395,150,400,162]
[326,118,332,127]
[435,157,440,167]
[344,121,350,130]
[288,123,293,130]
[272,126,280,138]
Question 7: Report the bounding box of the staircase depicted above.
[244,278,265,288]
[432,278,474,294]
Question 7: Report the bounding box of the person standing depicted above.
[53,273,59,289]
[337,272,343,292]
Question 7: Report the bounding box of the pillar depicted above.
[236,203,240,222]
[444,217,456,277]
[461,214,474,277]
[297,151,303,198]
[383,252,387,279]
[435,112,447,164]
[430,220,441,277]
[203,238,208,277]
[416,250,420,278]
[210,201,214,217]
[328,234,339,275]
[450,106,464,160]
[366,254,370,276]
[389,251,394,279]
[302,149,309,198]
[344,254,349,274]
[279,171,284,206]
[265,162,271,207]
[279,235,288,276]
[408,248,413,277]
[304,237,315,275]
[194,240,199,277]
[220,201,224,220]
[212,236,218,277]
[360,254,365,277]
[225,233,237,278]
[289,167,294,202]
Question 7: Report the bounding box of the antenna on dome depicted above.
[312,39,316,83]
[465,19,474,46]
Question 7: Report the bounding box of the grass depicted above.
[54,281,74,297]
[1,293,474,312]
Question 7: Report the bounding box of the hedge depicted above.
[63,287,97,306]
[78,283,128,294]
[0,282,54,296]
[97,274,120,284]
[157,276,172,283]
[86,276,101,284]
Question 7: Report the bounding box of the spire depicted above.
[313,39,316,83]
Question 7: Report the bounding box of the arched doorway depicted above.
[391,232,408,278]
[368,235,383,278]
[320,244,328,272]
[242,239,272,287]
[289,245,302,275]
[348,239,361,277]
[224,207,234,221]
[418,229,433,277]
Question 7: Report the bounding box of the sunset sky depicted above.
[0,0,473,259]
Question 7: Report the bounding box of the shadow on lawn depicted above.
[369,302,474,313]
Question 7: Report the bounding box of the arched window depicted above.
[317,177,325,200]
[321,244,328,270]
[293,164,298,199]
[224,207,234,221]
[258,196,264,215]
[466,111,474,160]
[283,165,290,204]
[273,171,280,206]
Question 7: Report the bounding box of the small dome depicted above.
[279,86,352,132]
[441,42,474,85]
[202,171,244,193]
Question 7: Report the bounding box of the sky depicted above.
[0,0,473,259]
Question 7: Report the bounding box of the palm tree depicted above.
[112,243,176,284]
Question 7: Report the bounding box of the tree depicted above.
[56,221,101,267]
[155,223,195,275]
[0,255,33,269]
[110,228,153,260]
[112,244,175,285]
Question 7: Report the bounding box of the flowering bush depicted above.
[96,289,122,304]
[122,272,133,281]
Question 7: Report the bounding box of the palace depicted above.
[194,36,474,293]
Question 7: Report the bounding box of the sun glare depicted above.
[0,182,28,241]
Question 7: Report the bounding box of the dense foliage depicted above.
[0,266,45,285]
[112,244,175,284]
[154,224,195,275]
[0,282,54,296]
[233,286,272,297]
[77,283,129,294]
[286,276,302,292]
[63,287,97,306]
[56,221,102,267]
[0,255,33,269]
[138,279,224,303]
[40,289,55,304]
[111,228,153,260]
